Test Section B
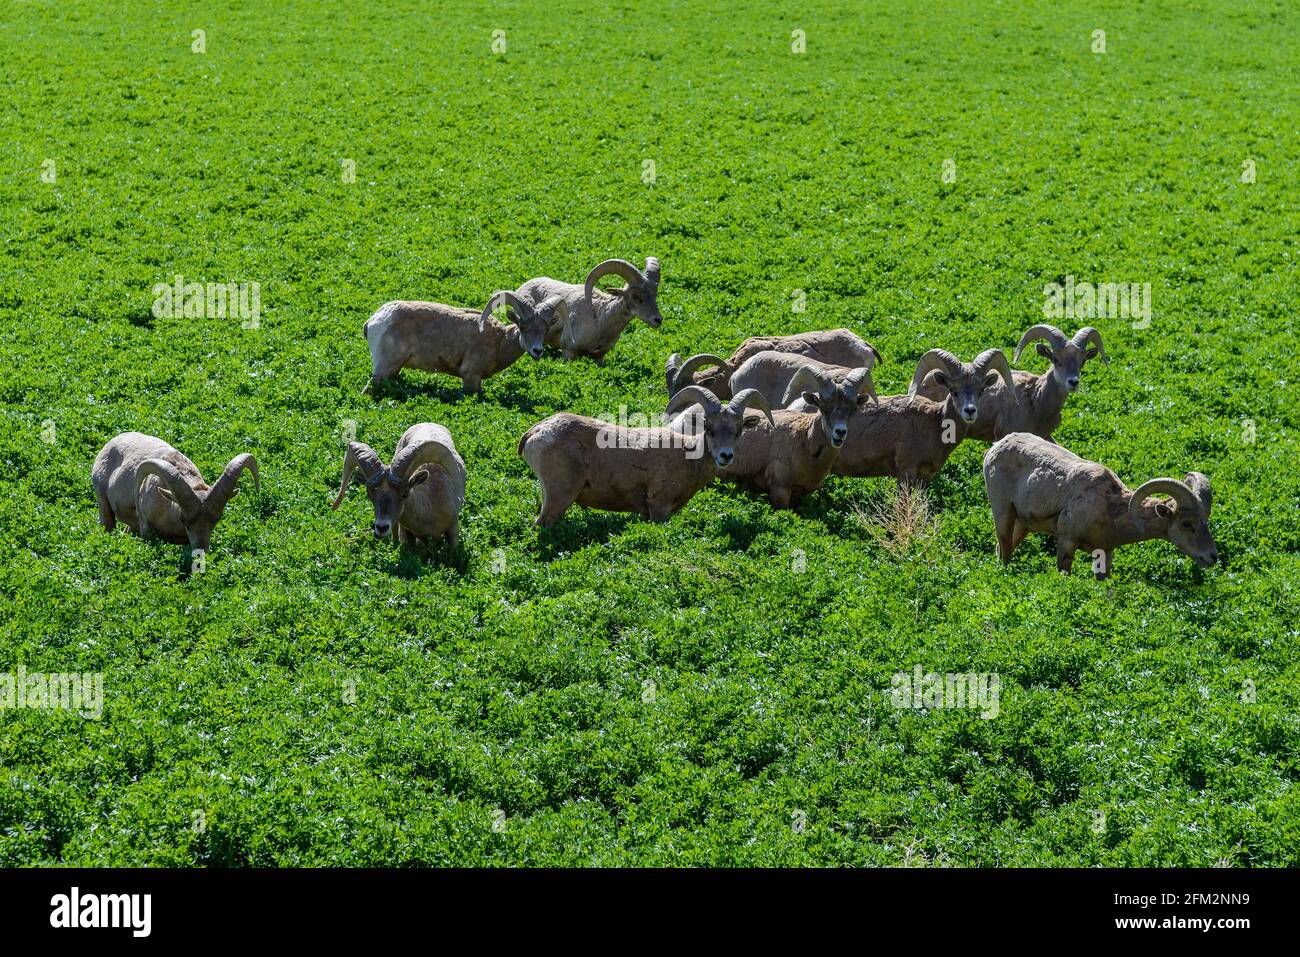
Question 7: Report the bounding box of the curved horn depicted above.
[136,458,203,518]
[1183,471,1212,514]
[1071,326,1109,365]
[535,294,567,327]
[642,257,661,287]
[727,388,775,427]
[666,385,723,419]
[865,342,884,368]
[973,348,1015,389]
[390,436,461,485]
[671,353,730,396]
[208,453,259,508]
[331,442,385,509]
[1013,324,1067,362]
[909,349,962,395]
[584,259,645,301]
[479,291,532,332]
[1129,477,1199,518]
[841,366,877,404]
[782,364,832,407]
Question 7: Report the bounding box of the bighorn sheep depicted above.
[831,349,1016,487]
[666,329,881,400]
[518,386,771,526]
[714,365,876,507]
[362,291,565,394]
[719,350,878,411]
[92,432,259,556]
[983,432,1217,577]
[331,423,466,548]
[916,325,1107,441]
[516,257,662,363]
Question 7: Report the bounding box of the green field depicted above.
[1,0,1298,866]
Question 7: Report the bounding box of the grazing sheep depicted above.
[331,423,466,549]
[92,432,259,555]
[916,325,1107,441]
[665,329,881,399]
[831,349,1015,487]
[715,365,876,507]
[518,386,771,527]
[362,291,565,394]
[723,350,879,411]
[983,431,1217,577]
[516,257,662,363]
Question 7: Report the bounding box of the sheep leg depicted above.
[96,491,117,532]
[536,480,579,528]
[461,374,483,393]
[1009,520,1030,553]
[993,506,1018,562]
[446,519,460,550]
[1055,539,1077,574]
[769,486,793,509]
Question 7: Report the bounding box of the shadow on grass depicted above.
[369,374,545,415]
[383,538,469,578]
[531,510,634,559]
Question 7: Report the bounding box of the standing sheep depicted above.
[331,423,466,549]
[715,365,876,507]
[915,325,1107,441]
[362,291,565,394]
[516,257,662,363]
[92,432,259,557]
[982,432,1217,577]
[518,386,771,527]
[666,328,881,400]
[831,349,1015,488]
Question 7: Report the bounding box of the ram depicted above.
[331,423,466,549]
[362,291,564,394]
[831,349,1015,487]
[715,364,875,507]
[666,329,881,400]
[516,257,662,363]
[982,431,1217,577]
[518,386,771,526]
[915,325,1106,441]
[92,432,259,558]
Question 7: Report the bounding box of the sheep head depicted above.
[1014,324,1108,393]
[783,365,876,448]
[585,257,662,328]
[480,291,565,360]
[136,453,259,552]
[911,348,1015,423]
[331,439,457,540]
[666,352,731,399]
[1130,473,1217,567]
[666,385,772,468]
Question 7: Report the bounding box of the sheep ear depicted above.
[1035,343,1053,361]
[1154,501,1175,518]
[406,470,430,489]
[606,286,627,298]
[931,372,948,388]
[1085,346,1100,361]
[802,391,821,408]
[158,487,177,503]
[856,393,874,408]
